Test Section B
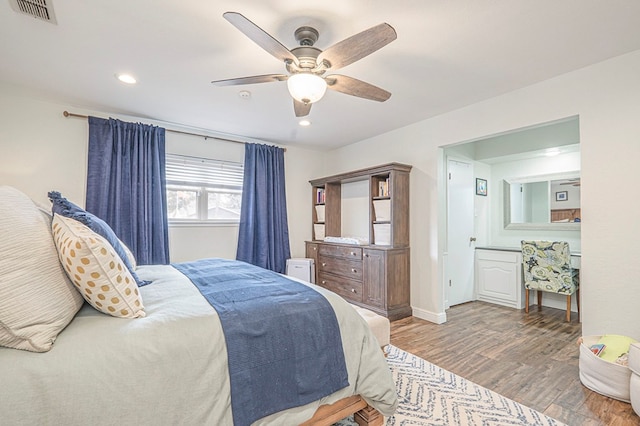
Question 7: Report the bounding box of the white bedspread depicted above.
[0,264,397,425]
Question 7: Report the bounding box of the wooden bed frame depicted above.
[303,346,389,425]
[302,395,382,426]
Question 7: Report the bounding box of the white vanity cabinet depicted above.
[475,249,525,309]
[475,247,581,310]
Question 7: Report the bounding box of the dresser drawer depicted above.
[318,272,363,303]
[317,255,363,281]
[318,244,362,260]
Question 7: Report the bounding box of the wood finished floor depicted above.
[390,301,639,426]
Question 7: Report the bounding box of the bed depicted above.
[0,186,398,425]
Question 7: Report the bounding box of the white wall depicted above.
[0,86,88,207]
[473,161,491,247]
[0,84,325,263]
[281,145,327,258]
[322,50,640,339]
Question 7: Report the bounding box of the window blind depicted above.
[165,154,244,190]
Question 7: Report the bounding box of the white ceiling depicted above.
[2,1,640,150]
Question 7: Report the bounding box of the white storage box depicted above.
[373,223,390,245]
[579,335,632,402]
[373,199,391,221]
[313,224,325,241]
[315,205,325,222]
[286,258,315,283]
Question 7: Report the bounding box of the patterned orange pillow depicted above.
[52,215,145,318]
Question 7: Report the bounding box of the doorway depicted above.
[446,159,475,307]
[439,116,581,320]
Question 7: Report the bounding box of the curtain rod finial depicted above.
[63,111,70,117]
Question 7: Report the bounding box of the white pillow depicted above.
[0,186,84,352]
[52,215,145,319]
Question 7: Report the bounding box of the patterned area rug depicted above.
[337,345,565,426]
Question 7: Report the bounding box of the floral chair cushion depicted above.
[521,240,578,295]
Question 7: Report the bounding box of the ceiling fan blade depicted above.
[294,99,311,117]
[325,75,391,102]
[211,74,288,86]
[317,23,396,71]
[223,12,299,66]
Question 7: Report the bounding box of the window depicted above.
[165,154,243,223]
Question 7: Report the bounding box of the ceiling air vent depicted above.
[9,0,57,24]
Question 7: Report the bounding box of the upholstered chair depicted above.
[521,240,580,322]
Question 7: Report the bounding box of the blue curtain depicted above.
[86,116,170,265]
[236,143,291,273]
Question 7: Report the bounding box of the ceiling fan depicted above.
[211,12,397,117]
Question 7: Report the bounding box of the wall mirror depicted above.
[503,171,581,230]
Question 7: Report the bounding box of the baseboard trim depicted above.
[412,307,447,324]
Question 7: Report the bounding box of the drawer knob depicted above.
[313,247,317,250]
[322,262,327,267]
[322,280,326,284]
[351,288,357,293]
[364,253,369,258]
[351,268,357,273]
[350,251,356,256]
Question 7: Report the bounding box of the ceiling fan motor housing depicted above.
[290,46,322,71]
[294,26,319,46]
[290,27,324,72]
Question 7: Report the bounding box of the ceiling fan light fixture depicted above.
[287,73,326,104]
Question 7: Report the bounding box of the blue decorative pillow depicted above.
[47,191,150,287]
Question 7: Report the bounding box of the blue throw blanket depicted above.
[172,258,349,426]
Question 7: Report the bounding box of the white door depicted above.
[447,159,475,307]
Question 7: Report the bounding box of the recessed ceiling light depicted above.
[116,73,137,84]
[238,90,251,99]
[299,119,311,127]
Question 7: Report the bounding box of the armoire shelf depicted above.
[306,162,412,320]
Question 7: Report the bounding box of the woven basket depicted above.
[579,335,631,402]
